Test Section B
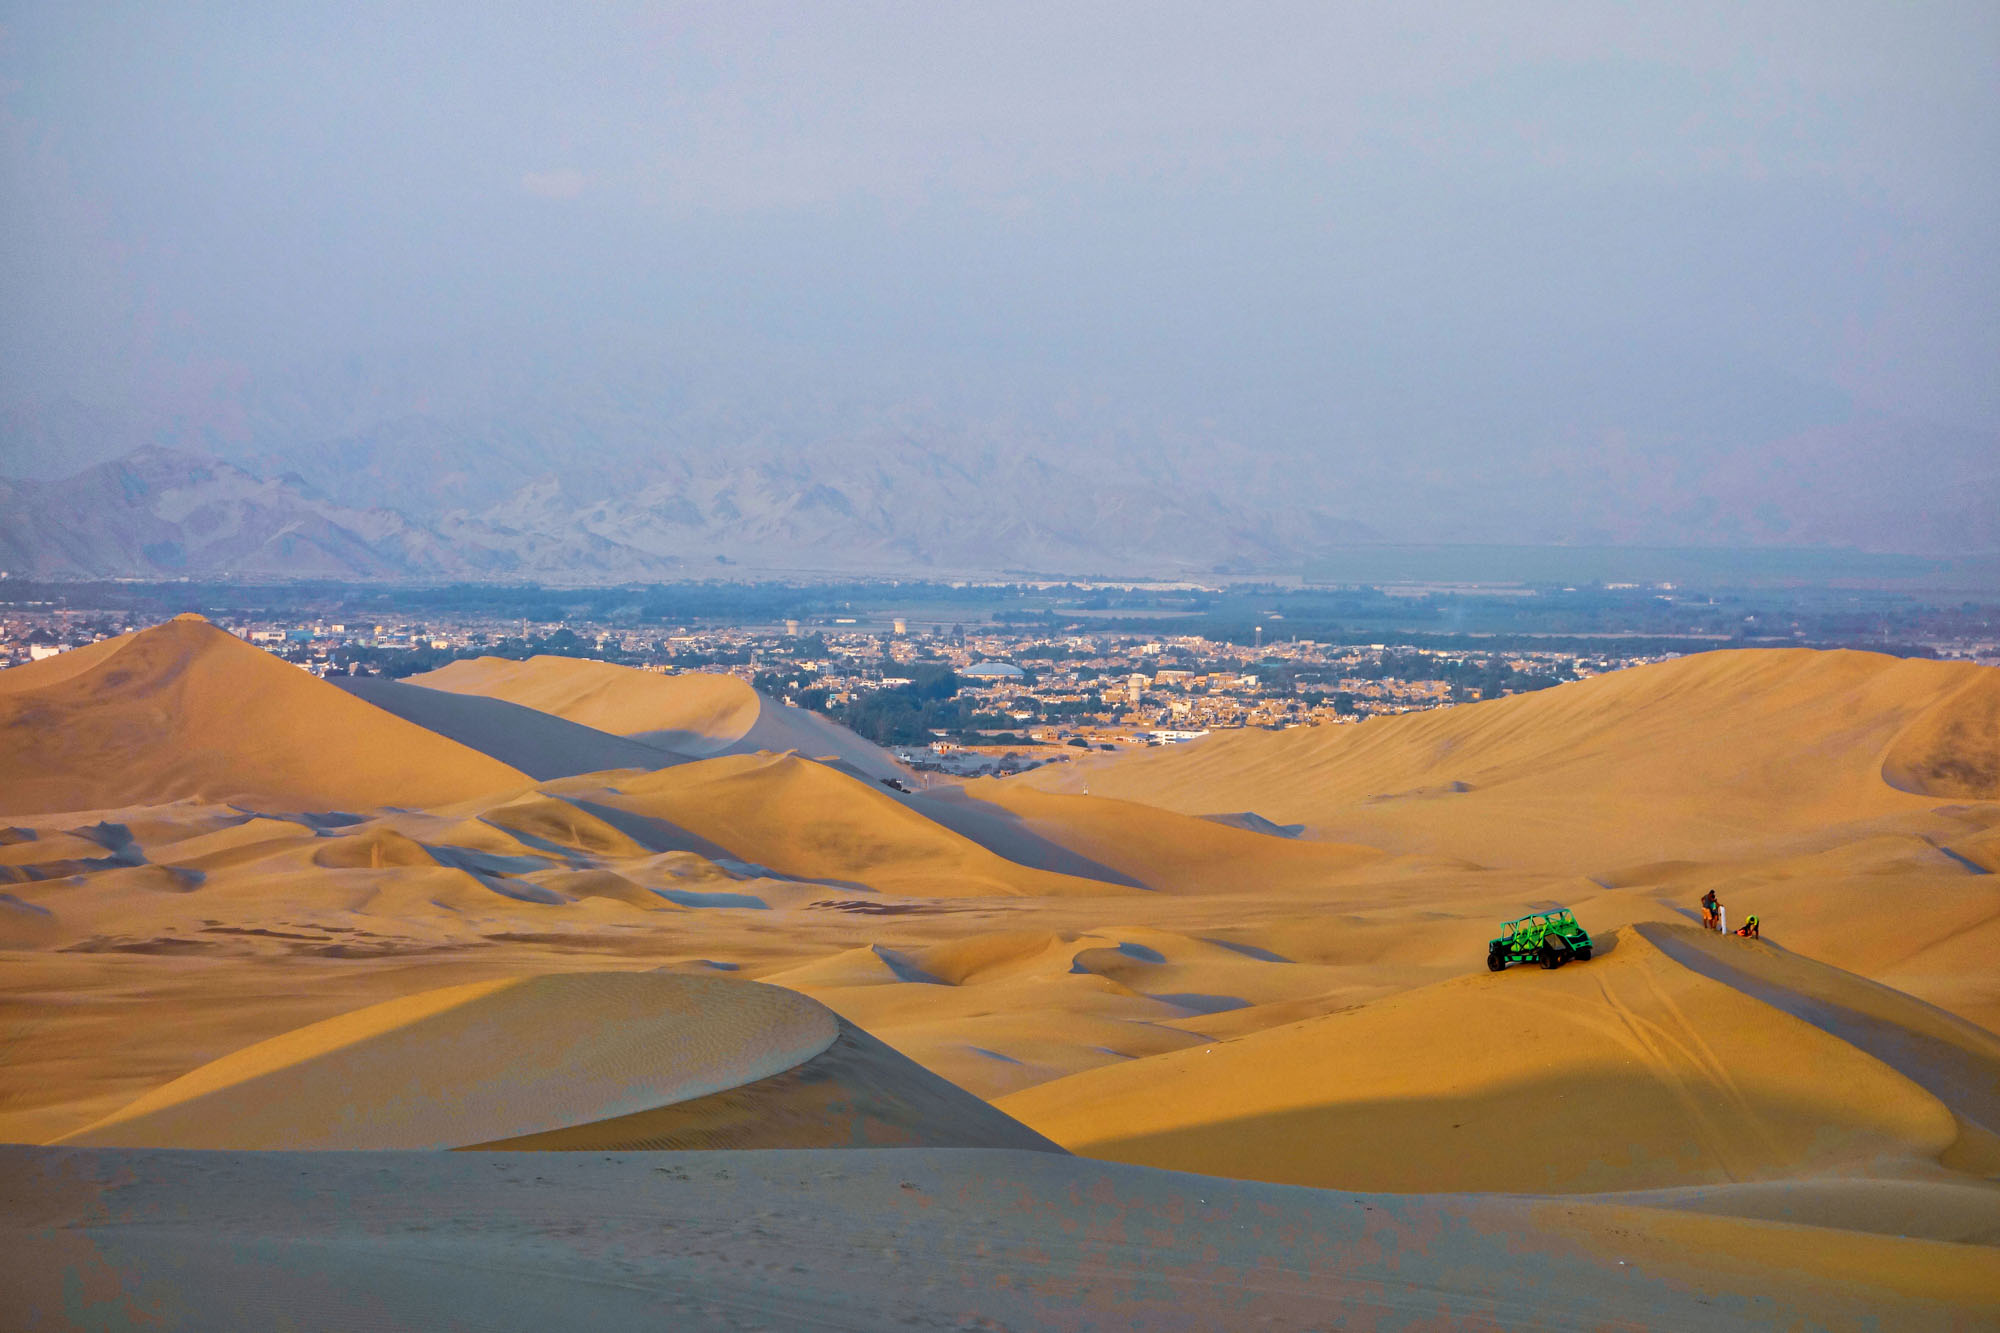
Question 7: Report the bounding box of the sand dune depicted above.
[516,867,668,909]
[414,653,758,739]
[590,752,1133,897]
[1018,648,2000,871]
[310,825,440,869]
[1884,664,2000,798]
[142,817,319,871]
[475,1020,1061,1152]
[5,640,1998,1326]
[54,972,823,1149]
[947,782,1381,893]
[44,974,709,1146]
[58,970,1056,1155]
[475,792,662,860]
[999,922,2000,1202]
[765,924,1367,1099]
[8,1144,1993,1331]
[0,780,840,966]
[412,654,908,782]
[1946,818,2000,873]
[335,675,685,779]
[1605,834,2000,1031]
[734,697,916,785]
[0,616,530,814]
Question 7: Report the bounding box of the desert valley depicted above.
[2,613,1996,1327]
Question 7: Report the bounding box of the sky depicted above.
[2,2,1996,548]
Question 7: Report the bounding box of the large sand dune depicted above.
[1004,647,2000,1028]
[58,970,1055,1153]
[999,923,2000,1208]
[413,654,909,782]
[334,675,685,779]
[1884,664,2000,799]
[587,752,1133,897]
[1018,648,2000,868]
[414,653,758,739]
[0,616,530,813]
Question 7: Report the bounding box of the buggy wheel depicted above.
[1487,950,1507,972]
[1538,943,1561,969]
[1574,945,1592,961]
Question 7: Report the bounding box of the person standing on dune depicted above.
[1700,889,1720,931]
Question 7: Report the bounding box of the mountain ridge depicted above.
[0,441,1379,580]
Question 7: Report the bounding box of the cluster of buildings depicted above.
[0,610,131,665]
[859,633,1591,754]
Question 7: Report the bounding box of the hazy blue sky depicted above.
[2,2,1995,546]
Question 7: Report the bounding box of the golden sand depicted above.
[0,616,528,813]
[59,972,841,1150]
[413,652,910,778]
[3,628,1997,1323]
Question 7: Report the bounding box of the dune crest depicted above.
[0,617,530,814]
[951,783,1381,893]
[595,751,1133,896]
[56,970,1060,1155]
[412,654,908,781]
[57,972,840,1150]
[414,654,761,742]
[335,675,684,779]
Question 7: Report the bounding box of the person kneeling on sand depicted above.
[1735,915,1760,939]
[1700,889,1720,931]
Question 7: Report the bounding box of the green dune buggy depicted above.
[1487,909,1594,971]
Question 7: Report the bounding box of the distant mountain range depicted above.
[0,439,1379,581]
[4,364,1994,581]
[0,448,663,581]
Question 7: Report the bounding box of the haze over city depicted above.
[4,2,1997,577]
